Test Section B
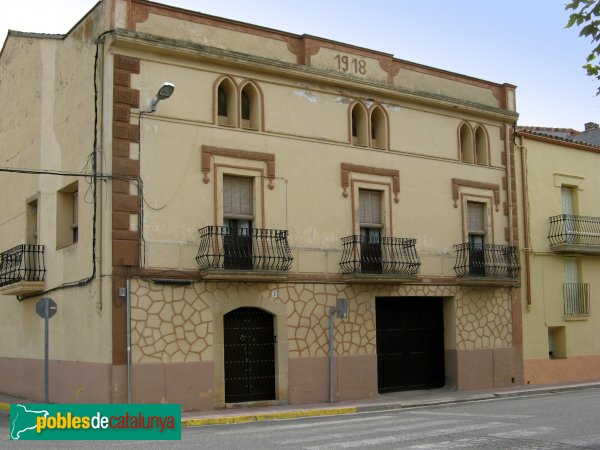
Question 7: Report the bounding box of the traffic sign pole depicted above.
[44,300,49,403]
[36,298,57,404]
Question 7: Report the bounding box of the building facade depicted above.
[516,130,600,385]
[0,0,522,410]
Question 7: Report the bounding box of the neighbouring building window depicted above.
[72,191,79,244]
[561,186,577,244]
[223,175,254,269]
[359,189,383,273]
[26,197,38,245]
[563,257,589,315]
[56,182,78,249]
[548,326,566,359]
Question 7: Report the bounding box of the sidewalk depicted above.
[2,381,599,427]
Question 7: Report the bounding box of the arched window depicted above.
[218,86,227,117]
[474,126,489,166]
[216,77,237,127]
[240,82,261,130]
[459,123,474,163]
[370,105,388,150]
[241,90,250,121]
[350,102,368,146]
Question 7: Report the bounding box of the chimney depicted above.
[584,122,599,131]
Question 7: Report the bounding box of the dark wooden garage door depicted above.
[224,307,275,403]
[376,297,445,392]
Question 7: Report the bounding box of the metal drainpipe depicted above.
[126,278,132,404]
[506,126,514,244]
[518,134,532,309]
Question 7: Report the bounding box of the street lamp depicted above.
[148,82,175,112]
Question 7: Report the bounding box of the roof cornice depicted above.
[109,29,519,123]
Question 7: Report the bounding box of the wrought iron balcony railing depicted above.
[454,243,520,280]
[564,283,590,316]
[339,235,420,277]
[196,226,293,272]
[548,214,600,250]
[0,244,46,288]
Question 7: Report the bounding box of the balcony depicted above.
[339,235,420,282]
[454,243,520,285]
[564,283,590,317]
[0,244,46,296]
[196,226,293,280]
[548,214,600,254]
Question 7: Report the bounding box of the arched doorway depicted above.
[224,307,275,403]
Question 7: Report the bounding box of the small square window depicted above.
[57,182,78,249]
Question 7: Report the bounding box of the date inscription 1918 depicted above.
[333,54,367,75]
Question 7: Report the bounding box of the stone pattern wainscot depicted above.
[456,287,513,350]
[130,280,513,362]
[130,282,213,363]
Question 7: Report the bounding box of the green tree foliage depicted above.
[566,0,600,94]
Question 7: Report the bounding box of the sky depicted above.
[0,0,598,130]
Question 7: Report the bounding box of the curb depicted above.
[3,383,599,424]
[493,382,600,398]
[180,395,498,427]
[354,394,497,413]
[181,406,358,427]
[180,383,600,427]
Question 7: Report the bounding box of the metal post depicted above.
[126,278,131,404]
[44,300,49,404]
[328,306,335,403]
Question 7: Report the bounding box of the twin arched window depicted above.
[459,122,489,166]
[350,102,388,150]
[216,77,262,130]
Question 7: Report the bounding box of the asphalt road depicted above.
[1,387,600,449]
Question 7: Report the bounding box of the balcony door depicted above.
[223,176,254,269]
[561,186,576,244]
[359,189,383,273]
[467,202,486,276]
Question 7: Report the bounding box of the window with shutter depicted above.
[467,201,485,276]
[359,189,382,273]
[467,201,485,236]
[223,175,254,269]
[223,175,253,220]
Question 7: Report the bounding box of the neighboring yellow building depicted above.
[516,130,600,385]
[0,0,522,410]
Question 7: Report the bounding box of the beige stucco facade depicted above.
[0,0,523,409]
[515,132,600,385]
